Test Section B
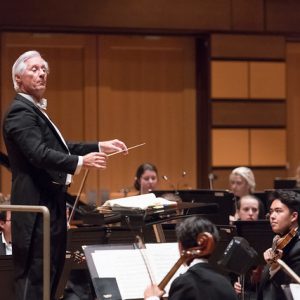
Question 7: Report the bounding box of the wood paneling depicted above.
[0,33,98,195]
[212,101,286,127]
[231,0,264,31]
[266,0,300,33]
[286,43,300,177]
[211,34,285,59]
[0,33,197,199]
[211,61,248,98]
[97,36,196,196]
[212,129,249,166]
[0,0,231,32]
[250,129,286,166]
[250,62,286,99]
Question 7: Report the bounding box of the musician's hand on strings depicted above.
[82,152,107,169]
[99,139,128,155]
[144,284,164,299]
[263,247,283,270]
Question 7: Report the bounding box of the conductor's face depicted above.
[16,56,48,100]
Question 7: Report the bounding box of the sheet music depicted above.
[102,193,177,210]
[290,283,300,299]
[92,249,150,299]
[146,243,187,292]
[91,243,185,299]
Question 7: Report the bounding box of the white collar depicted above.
[189,258,208,268]
[19,93,47,110]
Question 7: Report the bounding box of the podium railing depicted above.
[0,204,50,300]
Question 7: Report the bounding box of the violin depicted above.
[273,227,298,251]
[269,227,300,284]
[158,232,215,291]
[270,227,298,263]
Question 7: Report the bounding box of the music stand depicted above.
[154,189,234,225]
[234,220,274,264]
[274,179,297,189]
[55,226,108,299]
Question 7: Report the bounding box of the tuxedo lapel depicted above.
[15,94,69,153]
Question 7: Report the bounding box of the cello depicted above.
[158,232,215,292]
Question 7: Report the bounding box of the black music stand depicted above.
[55,226,108,299]
[154,189,233,225]
[274,179,297,189]
[83,244,133,300]
[234,220,274,264]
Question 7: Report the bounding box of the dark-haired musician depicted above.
[144,216,238,300]
[257,190,300,300]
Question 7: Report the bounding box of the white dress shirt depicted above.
[1,233,12,255]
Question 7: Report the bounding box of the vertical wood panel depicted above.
[250,129,286,166]
[211,61,248,98]
[0,33,98,196]
[97,36,196,196]
[286,43,300,177]
[250,62,286,99]
[212,129,249,166]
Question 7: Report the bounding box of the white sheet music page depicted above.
[289,283,300,299]
[145,243,187,293]
[91,243,186,299]
[92,249,150,299]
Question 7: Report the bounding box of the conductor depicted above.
[2,50,128,300]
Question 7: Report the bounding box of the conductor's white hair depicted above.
[12,50,49,91]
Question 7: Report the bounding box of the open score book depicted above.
[89,243,186,299]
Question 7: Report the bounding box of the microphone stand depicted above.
[208,173,214,190]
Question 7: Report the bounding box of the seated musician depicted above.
[0,198,12,255]
[144,216,238,300]
[134,163,159,195]
[257,190,300,300]
[233,195,264,299]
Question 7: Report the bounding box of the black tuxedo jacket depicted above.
[169,262,238,300]
[3,94,99,299]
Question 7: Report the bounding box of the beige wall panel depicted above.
[211,61,248,98]
[250,129,286,166]
[286,43,300,177]
[250,62,286,99]
[97,36,196,197]
[212,129,249,166]
[0,33,98,196]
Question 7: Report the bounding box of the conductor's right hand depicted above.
[82,152,107,169]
